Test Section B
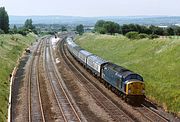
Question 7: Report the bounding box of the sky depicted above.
[0,0,180,17]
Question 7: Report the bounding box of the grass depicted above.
[76,33,180,116]
[0,33,36,122]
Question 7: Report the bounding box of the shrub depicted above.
[0,29,5,34]
[148,34,159,39]
[139,33,148,39]
[11,36,15,40]
[18,29,28,36]
[125,31,139,39]
[0,41,3,47]
[98,27,106,34]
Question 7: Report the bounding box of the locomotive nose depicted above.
[126,81,145,95]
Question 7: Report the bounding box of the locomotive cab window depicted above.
[125,74,143,81]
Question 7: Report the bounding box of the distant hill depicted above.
[9,16,180,26]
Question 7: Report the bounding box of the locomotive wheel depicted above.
[108,84,111,90]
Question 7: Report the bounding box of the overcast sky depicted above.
[0,0,180,16]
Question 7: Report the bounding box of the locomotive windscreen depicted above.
[125,74,143,81]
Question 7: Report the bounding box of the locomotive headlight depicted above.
[142,90,145,94]
[128,90,131,93]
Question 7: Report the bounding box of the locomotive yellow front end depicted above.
[125,81,145,102]
[126,81,145,95]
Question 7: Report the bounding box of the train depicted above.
[65,37,145,103]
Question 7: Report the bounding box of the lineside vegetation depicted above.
[94,20,180,37]
[0,34,36,122]
[76,33,180,117]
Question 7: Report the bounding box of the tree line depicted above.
[8,19,37,36]
[0,7,37,35]
[94,20,180,37]
[0,7,9,33]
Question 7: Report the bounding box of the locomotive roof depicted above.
[106,62,132,73]
[105,62,142,78]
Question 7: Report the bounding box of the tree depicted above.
[95,20,120,34]
[167,27,174,35]
[18,27,28,36]
[174,26,180,35]
[103,21,120,34]
[94,20,106,33]
[125,31,139,39]
[138,33,148,39]
[12,25,18,34]
[95,20,105,28]
[24,19,35,30]
[94,20,180,36]
[76,24,84,35]
[61,26,67,31]
[149,25,164,35]
[23,19,37,34]
[0,7,9,33]
[0,29,4,34]
[148,34,159,39]
[121,24,130,35]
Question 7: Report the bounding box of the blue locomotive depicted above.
[66,37,145,102]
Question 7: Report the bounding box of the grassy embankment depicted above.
[0,33,36,122]
[76,33,180,116]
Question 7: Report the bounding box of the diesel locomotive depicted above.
[66,37,145,103]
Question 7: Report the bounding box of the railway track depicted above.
[58,35,175,122]
[43,38,82,122]
[58,38,134,122]
[28,39,45,122]
[10,34,178,122]
[134,104,170,122]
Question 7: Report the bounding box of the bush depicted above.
[139,33,148,39]
[0,41,3,47]
[0,29,5,34]
[148,34,159,39]
[18,29,28,36]
[98,27,106,34]
[125,31,139,39]
[95,20,120,34]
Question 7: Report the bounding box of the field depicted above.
[0,34,36,121]
[76,33,180,116]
